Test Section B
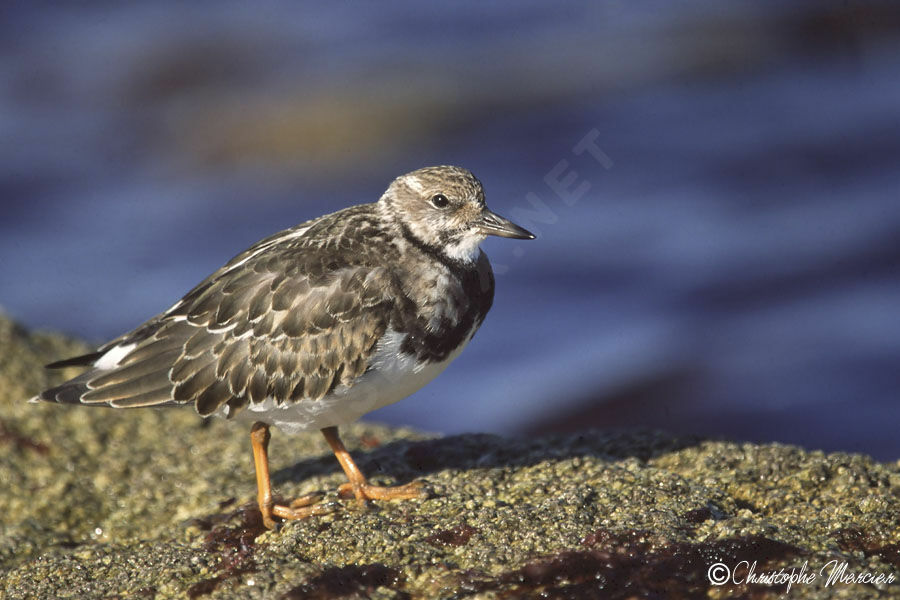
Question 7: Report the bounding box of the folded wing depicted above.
[38,243,395,417]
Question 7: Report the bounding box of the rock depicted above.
[1,311,899,599]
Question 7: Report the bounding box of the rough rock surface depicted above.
[1,312,899,599]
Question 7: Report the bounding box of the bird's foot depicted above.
[337,480,427,505]
[260,492,337,529]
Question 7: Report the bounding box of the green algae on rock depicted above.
[2,312,900,599]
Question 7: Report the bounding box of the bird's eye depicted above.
[430,194,450,209]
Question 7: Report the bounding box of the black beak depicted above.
[478,209,536,240]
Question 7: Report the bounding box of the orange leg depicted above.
[250,421,333,529]
[321,426,427,505]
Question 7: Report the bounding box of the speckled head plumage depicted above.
[382,165,534,263]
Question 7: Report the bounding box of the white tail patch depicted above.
[94,342,137,370]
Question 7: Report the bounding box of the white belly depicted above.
[222,329,471,434]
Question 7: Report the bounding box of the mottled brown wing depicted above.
[37,206,404,414]
[171,262,393,416]
[48,259,394,416]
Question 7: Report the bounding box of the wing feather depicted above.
[108,387,175,408]
[87,348,181,389]
[82,369,173,403]
[36,208,398,418]
[119,335,183,366]
[172,361,218,402]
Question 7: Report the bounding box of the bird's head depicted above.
[381,165,534,263]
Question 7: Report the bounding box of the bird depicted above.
[34,165,534,529]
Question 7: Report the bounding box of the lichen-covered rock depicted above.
[1,311,899,599]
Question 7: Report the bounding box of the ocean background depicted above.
[3,2,899,458]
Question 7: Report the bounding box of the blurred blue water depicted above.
[3,2,900,457]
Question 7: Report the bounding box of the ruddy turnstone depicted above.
[34,165,534,528]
